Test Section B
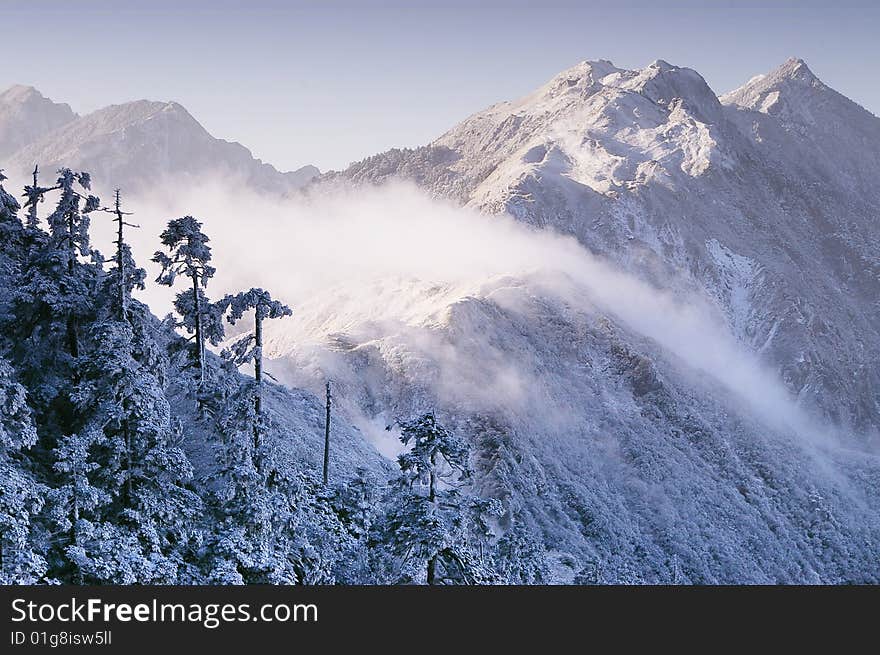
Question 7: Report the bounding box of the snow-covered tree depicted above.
[324,467,383,582]
[6,168,102,442]
[152,216,217,387]
[493,521,549,584]
[0,358,46,583]
[98,190,143,322]
[47,429,107,584]
[21,164,58,230]
[373,413,502,584]
[0,170,25,325]
[218,288,291,454]
[202,381,304,584]
[68,316,201,582]
[0,169,22,233]
[42,169,99,358]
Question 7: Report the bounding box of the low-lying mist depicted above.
[74,177,833,448]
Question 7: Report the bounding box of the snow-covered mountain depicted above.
[0,88,318,194]
[327,57,880,437]
[266,57,880,582]
[0,85,76,160]
[5,57,879,583]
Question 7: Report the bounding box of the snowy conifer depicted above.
[0,358,46,583]
[21,165,58,231]
[0,169,22,232]
[203,382,304,584]
[41,168,99,358]
[98,190,143,322]
[56,317,202,583]
[152,216,218,388]
[373,413,501,584]
[218,288,291,453]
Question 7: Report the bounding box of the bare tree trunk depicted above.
[427,452,437,584]
[253,313,262,455]
[65,211,80,358]
[323,380,331,485]
[115,191,126,322]
[66,317,79,359]
[427,555,437,585]
[192,272,203,384]
[27,165,39,229]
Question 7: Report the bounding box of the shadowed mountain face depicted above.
[0,88,318,194]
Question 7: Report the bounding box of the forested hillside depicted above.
[0,167,545,585]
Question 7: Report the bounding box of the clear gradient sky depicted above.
[1,0,878,172]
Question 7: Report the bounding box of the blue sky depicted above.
[1,0,878,171]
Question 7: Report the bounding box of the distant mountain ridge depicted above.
[0,86,318,194]
[0,85,77,160]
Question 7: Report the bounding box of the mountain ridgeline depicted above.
[0,85,319,195]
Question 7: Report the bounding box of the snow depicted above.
[705,238,758,338]
[4,53,880,583]
[301,56,880,581]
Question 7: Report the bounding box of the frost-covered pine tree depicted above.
[492,520,550,584]
[56,317,202,584]
[0,169,22,237]
[218,288,291,454]
[373,413,502,584]
[21,164,59,231]
[0,358,47,583]
[0,170,25,323]
[7,168,103,448]
[152,216,219,389]
[99,190,143,322]
[203,381,305,584]
[326,467,383,583]
[47,429,106,584]
[45,169,99,358]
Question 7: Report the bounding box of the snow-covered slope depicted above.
[275,57,880,582]
[6,58,880,582]
[327,57,880,437]
[721,57,880,197]
[0,89,318,194]
[263,270,880,583]
[0,85,76,160]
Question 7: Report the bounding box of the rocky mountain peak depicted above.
[0,84,77,159]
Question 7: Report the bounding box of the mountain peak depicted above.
[775,56,817,81]
[623,59,722,123]
[0,84,76,112]
[0,85,78,159]
[1,84,42,102]
[760,57,824,91]
[648,58,676,72]
[721,57,826,109]
[3,90,317,195]
[540,59,622,96]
